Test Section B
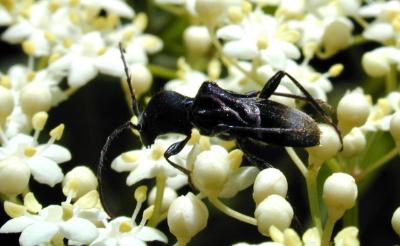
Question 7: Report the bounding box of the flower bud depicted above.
[306,124,341,167]
[130,63,152,96]
[0,157,30,195]
[340,128,366,158]
[184,25,212,55]
[390,112,400,142]
[20,82,52,116]
[62,166,98,199]
[255,194,294,236]
[392,207,400,236]
[322,18,353,55]
[361,47,400,77]
[323,172,358,219]
[191,148,230,197]
[167,192,209,244]
[253,168,288,206]
[334,227,359,245]
[148,186,178,213]
[0,86,14,124]
[195,0,226,25]
[337,88,371,134]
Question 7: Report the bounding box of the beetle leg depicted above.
[236,138,273,169]
[164,135,192,175]
[260,70,342,147]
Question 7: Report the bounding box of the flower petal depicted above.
[60,218,98,244]
[134,226,168,243]
[1,21,33,43]
[119,236,146,246]
[19,222,59,246]
[222,40,258,60]
[217,25,244,40]
[28,156,64,186]
[68,57,98,87]
[37,144,72,164]
[0,216,35,233]
[95,48,124,77]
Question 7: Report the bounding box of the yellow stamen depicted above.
[241,1,252,15]
[24,147,36,157]
[0,76,11,89]
[257,36,268,50]
[151,144,164,160]
[134,185,148,203]
[188,129,200,145]
[143,205,154,221]
[32,111,49,131]
[24,192,42,213]
[119,221,132,233]
[22,41,35,56]
[48,52,61,63]
[134,13,148,32]
[4,201,27,218]
[63,38,73,48]
[62,202,73,220]
[227,149,243,171]
[75,190,99,209]
[329,64,344,77]
[228,6,243,24]
[44,31,56,42]
[199,136,210,150]
[121,152,139,163]
[50,124,65,141]
[27,71,36,81]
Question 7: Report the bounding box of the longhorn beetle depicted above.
[98,44,342,215]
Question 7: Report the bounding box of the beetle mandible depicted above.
[98,44,341,214]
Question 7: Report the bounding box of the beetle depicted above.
[98,44,341,214]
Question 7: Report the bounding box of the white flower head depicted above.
[0,191,107,246]
[0,116,71,187]
[112,135,192,188]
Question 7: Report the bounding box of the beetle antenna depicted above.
[119,43,140,116]
[98,121,139,217]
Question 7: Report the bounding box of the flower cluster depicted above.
[0,0,400,245]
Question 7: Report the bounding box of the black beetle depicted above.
[98,45,341,214]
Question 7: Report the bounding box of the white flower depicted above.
[184,25,212,55]
[362,47,400,77]
[340,128,366,158]
[334,227,360,246]
[337,88,371,134]
[306,124,342,167]
[253,168,288,206]
[323,172,358,219]
[188,143,258,198]
[63,166,98,199]
[81,0,135,18]
[0,191,106,246]
[49,32,106,87]
[92,203,167,246]
[0,119,71,187]
[217,8,300,61]
[112,136,191,188]
[360,0,400,44]
[254,195,294,236]
[1,1,76,56]
[164,60,208,97]
[167,192,208,245]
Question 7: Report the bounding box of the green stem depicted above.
[285,147,307,177]
[360,147,398,181]
[148,175,166,226]
[321,215,336,246]
[147,64,177,79]
[343,202,358,227]
[305,167,322,232]
[325,158,341,172]
[386,64,397,93]
[208,197,257,226]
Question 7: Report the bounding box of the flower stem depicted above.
[305,167,322,232]
[386,64,397,93]
[148,175,166,227]
[148,64,177,79]
[208,197,257,226]
[321,215,336,246]
[360,147,398,181]
[285,147,307,177]
[343,202,358,227]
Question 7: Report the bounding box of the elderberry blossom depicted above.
[111,136,192,188]
[0,191,107,246]
[254,195,294,237]
[167,192,208,245]
[0,112,71,189]
[188,141,258,198]
[360,1,400,44]
[63,166,98,200]
[253,168,288,206]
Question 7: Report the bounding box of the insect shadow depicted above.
[98,44,342,216]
